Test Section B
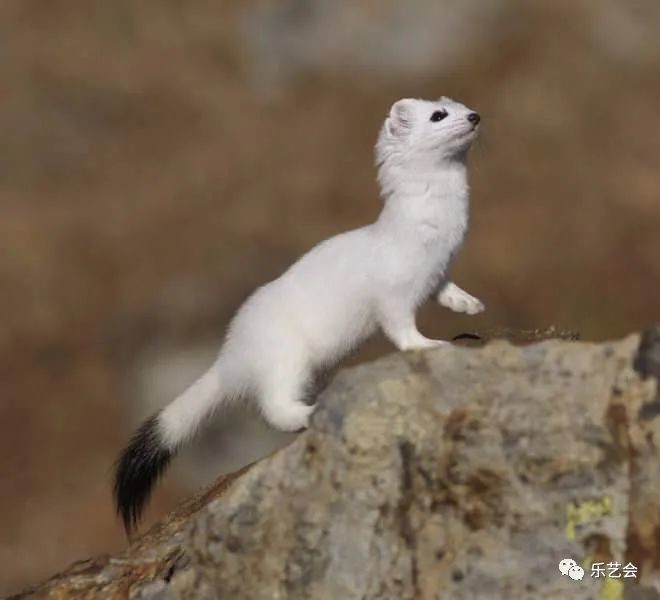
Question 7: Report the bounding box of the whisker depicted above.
[475,127,491,154]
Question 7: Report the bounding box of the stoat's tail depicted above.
[113,364,223,534]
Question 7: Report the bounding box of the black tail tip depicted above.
[113,414,173,535]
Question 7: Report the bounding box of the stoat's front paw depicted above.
[401,339,448,352]
[438,288,485,315]
[262,401,315,432]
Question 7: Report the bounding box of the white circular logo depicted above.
[559,558,577,576]
[568,565,585,581]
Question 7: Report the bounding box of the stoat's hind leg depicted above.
[257,363,316,432]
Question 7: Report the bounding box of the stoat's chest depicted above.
[380,182,470,299]
[409,183,469,252]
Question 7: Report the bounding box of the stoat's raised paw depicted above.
[438,284,485,315]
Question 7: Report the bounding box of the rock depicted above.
[451,325,580,347]
[12,329,660,599]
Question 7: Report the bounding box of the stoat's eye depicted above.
[430,109,448,122]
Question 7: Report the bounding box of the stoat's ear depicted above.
[385,98,416,139]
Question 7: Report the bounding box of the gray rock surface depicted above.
[13,328,660,599]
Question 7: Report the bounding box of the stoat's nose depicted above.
[467,112,481,125]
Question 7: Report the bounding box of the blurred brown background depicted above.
[1,0,659,594]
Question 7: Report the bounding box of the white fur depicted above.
[437,281,485,315]
[159,97,484,447]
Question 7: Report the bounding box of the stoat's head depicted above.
[376,97,480,173]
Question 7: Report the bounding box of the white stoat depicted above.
[114,97,485,533]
